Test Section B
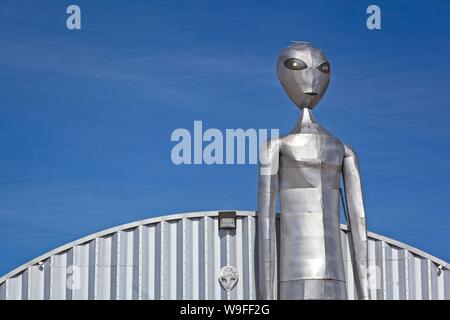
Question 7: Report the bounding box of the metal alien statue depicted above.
[257,42,369,300]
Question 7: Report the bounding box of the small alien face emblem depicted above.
[218,265,239,292]
[277,42,331,109]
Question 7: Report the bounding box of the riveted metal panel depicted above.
[21,269,28,300]
[191,218,200,300]
[437,263,445,299]
[43,258,51,300]
[72,242,90,300]
[368,239,382,300]
[88,240,96,300]
[420,257,429,300]
[0,211,448,300]
[235,218,244,299]
[154,222,161,300]
[65,248,73,300]
[29,262,45,300]
[198,217,205,299]
[132,228,140,300]
[6,273,22,300]
[118,228,138,300]
[141,223,156,300]
[408,251,416,299]
[408,252,430,300]
[430,262,439,300]
[242,217,250,299]
[160,220,180,300]
[96,235,113,300]
[249,215,258,299]
[110,233,118,300]
[385,244,393,300]
[0,281,5,300]
[398,249,407,299]
[176,220,183,300]
[205,216,215,299]
[444,268,450,300]
[374,240,384,300]
[219,228,227,300]
[342,231,356,299]
[51,252,67,299]
[182,219,192,299]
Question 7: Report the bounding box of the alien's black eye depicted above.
[284,58,307,70]
[317,62,330,74]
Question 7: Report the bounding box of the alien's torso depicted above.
[277,121,348,298]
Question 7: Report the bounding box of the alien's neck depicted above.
[290,108,318,133]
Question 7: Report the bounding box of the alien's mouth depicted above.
[304,92,318,96]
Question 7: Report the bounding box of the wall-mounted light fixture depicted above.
[437,265,443,276]
[218,211,237,229]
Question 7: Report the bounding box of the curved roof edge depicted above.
[1,210,448,283]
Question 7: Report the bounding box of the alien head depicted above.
[277,42,330,109]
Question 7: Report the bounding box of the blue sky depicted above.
[0,0,449,275]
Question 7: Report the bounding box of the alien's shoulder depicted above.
[343,143,359,158]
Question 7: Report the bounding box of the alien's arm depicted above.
[257,138,280,300]
[342,144,369,300]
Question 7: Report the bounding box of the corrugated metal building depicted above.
[0,211,449,300]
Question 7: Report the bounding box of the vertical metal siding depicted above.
[0,211,448,300]
[66,248,73,300]
[444,264,450,299]
[51,252,67,300]
[29,261,45,299]
[0,280,5,300]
